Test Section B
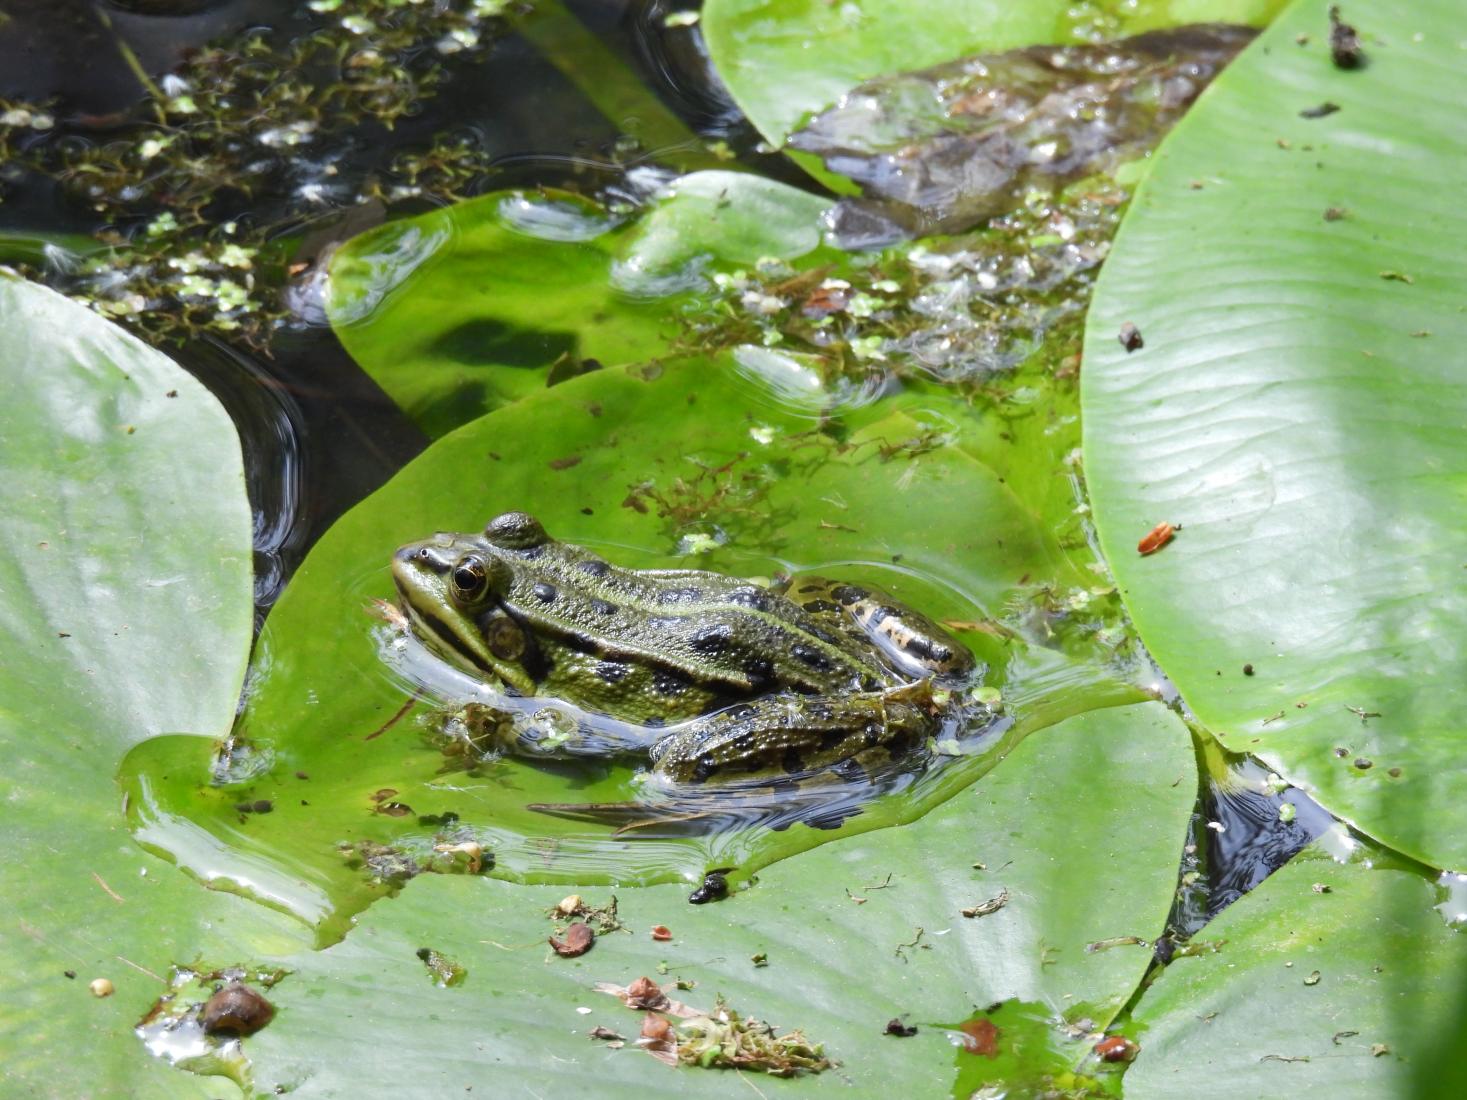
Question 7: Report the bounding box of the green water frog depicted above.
[391,511,975,783]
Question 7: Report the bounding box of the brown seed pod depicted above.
[201,982,275,1036]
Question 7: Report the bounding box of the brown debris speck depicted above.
[1329,6,1366,69]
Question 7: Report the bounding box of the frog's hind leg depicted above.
[647,687,934,785]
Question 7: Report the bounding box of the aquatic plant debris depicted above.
[689,180,1128,393]
[0,0,516,346]
[594,978,831,1075]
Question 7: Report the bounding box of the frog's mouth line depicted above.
[399,598,494,678]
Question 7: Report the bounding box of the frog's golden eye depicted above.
[450,555,488,601]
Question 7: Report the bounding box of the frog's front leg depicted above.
[441,701,665,761]
[647,682,937,784]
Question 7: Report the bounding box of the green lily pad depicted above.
[325,172,833,438]
[0,273,310,1096]
[236,702,1196,1096]
[1080,0,1467,870]
[1126,848,1467,1097]
[700,0,1288,152]
[121,354,1146,941]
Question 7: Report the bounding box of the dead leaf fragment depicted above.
[625,976,665,1008]
[594,977,699,1019]
[650,925,673,941]
[641,1013,673,1042]
[639,1012,679,1066]
[549,923,595,958]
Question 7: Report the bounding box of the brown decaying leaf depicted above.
[593,977,699,1018]
[639,1012,679,1067]
[549,922,594,958]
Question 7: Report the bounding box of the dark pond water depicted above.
[2,0,1328,955]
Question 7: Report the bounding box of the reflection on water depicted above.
[1168,750,1334,942]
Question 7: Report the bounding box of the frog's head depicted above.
[391,511,550,694]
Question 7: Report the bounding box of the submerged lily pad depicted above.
[122,354,1146,941]
[789,24,1256,239]
[0,274,310,1096]
[325,172,833,438]
[1081,0,1467,870]
[233,702,1197,1096]
[701,0,1287,152]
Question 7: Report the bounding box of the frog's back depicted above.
[496,545,889,714]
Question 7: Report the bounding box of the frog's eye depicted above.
[450,555,488,601]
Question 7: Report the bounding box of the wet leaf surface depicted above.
[232,702,1196,1095]
[1126,849,1467,1098]
[1081,0,1467,870]
[0,274,310,1096]
[325,173,832,438]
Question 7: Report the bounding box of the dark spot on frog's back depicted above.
[590,598,617,616]
[595,660,630,684]
[660,586,705,604]
[729,586,770,611]
[651,669,692,696]
[801,599,840,615]
[689,623,734,654]
[791,644,832,671]
[744,656,775,688]
[578,559,610,578]
[532,582,556,603]
[830,584,865,606]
